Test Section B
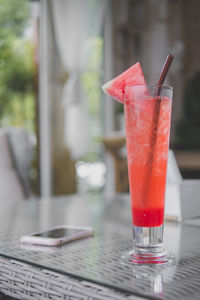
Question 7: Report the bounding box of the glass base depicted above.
[122,225,175,265]
[121,248,175,265]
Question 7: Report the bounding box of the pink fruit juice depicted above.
[124,95,172,227]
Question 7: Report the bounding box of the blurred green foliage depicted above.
[82,37,104,161]
[175,72,200,149]
[0,0,29,36]
[0,0,35,131]
[82,37,103,117]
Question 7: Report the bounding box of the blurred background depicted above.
[1,0,200,201]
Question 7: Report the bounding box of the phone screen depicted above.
[33,228,84,239]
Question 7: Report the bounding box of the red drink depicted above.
[102,60,174,264]
[124,92,172,228]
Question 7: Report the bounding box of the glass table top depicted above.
[0,194,200,299]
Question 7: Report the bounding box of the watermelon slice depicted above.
[102,62,146,103]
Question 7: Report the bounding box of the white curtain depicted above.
[51,0,106,160]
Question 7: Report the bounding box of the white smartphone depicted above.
[20,225,94,246]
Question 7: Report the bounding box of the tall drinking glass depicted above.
[122,84,173,264]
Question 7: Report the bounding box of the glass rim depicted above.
[125,84,173,92]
